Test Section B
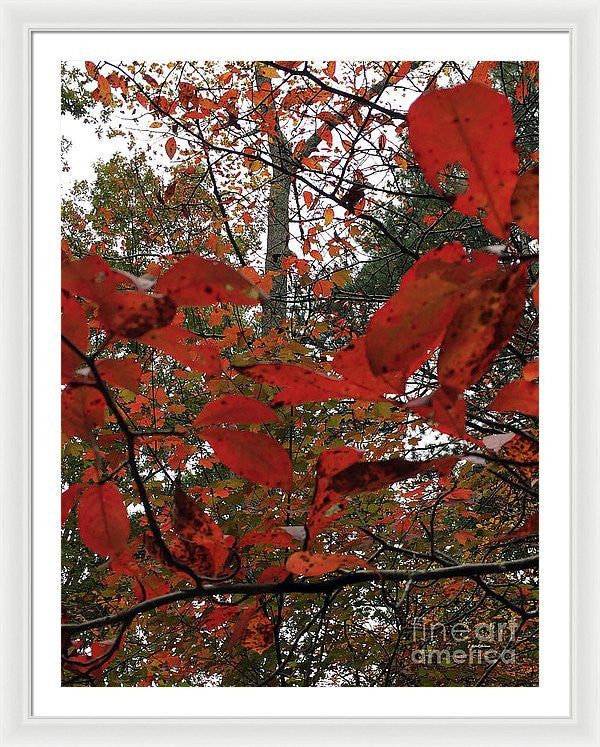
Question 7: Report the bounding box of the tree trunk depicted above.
[255,64,396,332]
[255,67,293,332]
[262,137,292,331]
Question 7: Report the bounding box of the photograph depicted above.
[59,58,540,688]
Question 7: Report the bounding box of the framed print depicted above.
[1,1,599,745]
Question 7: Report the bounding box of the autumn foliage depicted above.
[61,60,539,687]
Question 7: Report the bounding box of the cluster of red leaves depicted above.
[61,79,538,662]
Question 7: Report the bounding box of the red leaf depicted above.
[199,604,241,632]
[62,386,105,440]
[61,255,119,303]
[98,290,177,338]
[135,91,148,109]
[62,484,85,525]
[318,125,333,148]
[307,447,363,542]
[227,605,261,650]
[172,483,226,547]
[96,358,142,392]
[77,483,130,557]
[233,362,368,407]
[366,243,529,395]
[138,325,222,376]
[437,261,529,396]
[64,638,121,678]
[410,388,470,441]
[109,546,144,578]
[238,525,301,550]
[143,531,224,578]
[155,255,261,307]
[492,513,539,543]
[332,336,398,398]
[61,292,88,383]
[389,61,411,82]
[489,380,539,416]
[365,243,498,382]
[328,456,456,496]
[303,191,314,208]
[201,427,293,491]
[286,551,371,578]
[133,573,171,602]
[165,137,177,159]
[193,394,279,427]
[511,168,539,238]
[257,565,289,583]
[407,83,519,238]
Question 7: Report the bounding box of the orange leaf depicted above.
[241,611,274,653]
[313,279,333,298]
[165,137,177,159]
[470,61,497,86]
[489,380,539,416]
[77,483,130,557]
[84,61,98,79]
[96,75,113,106]
[138,325,222,377]
[228,606,274,653]
[522,359,539,381]
[286,551,370,578]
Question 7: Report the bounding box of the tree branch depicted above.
[62,555,539,634]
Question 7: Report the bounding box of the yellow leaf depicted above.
[331,269,351,287]
[258,66,280,79]
[324,207,334,226]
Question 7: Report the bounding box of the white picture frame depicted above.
[1,0,599,744]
